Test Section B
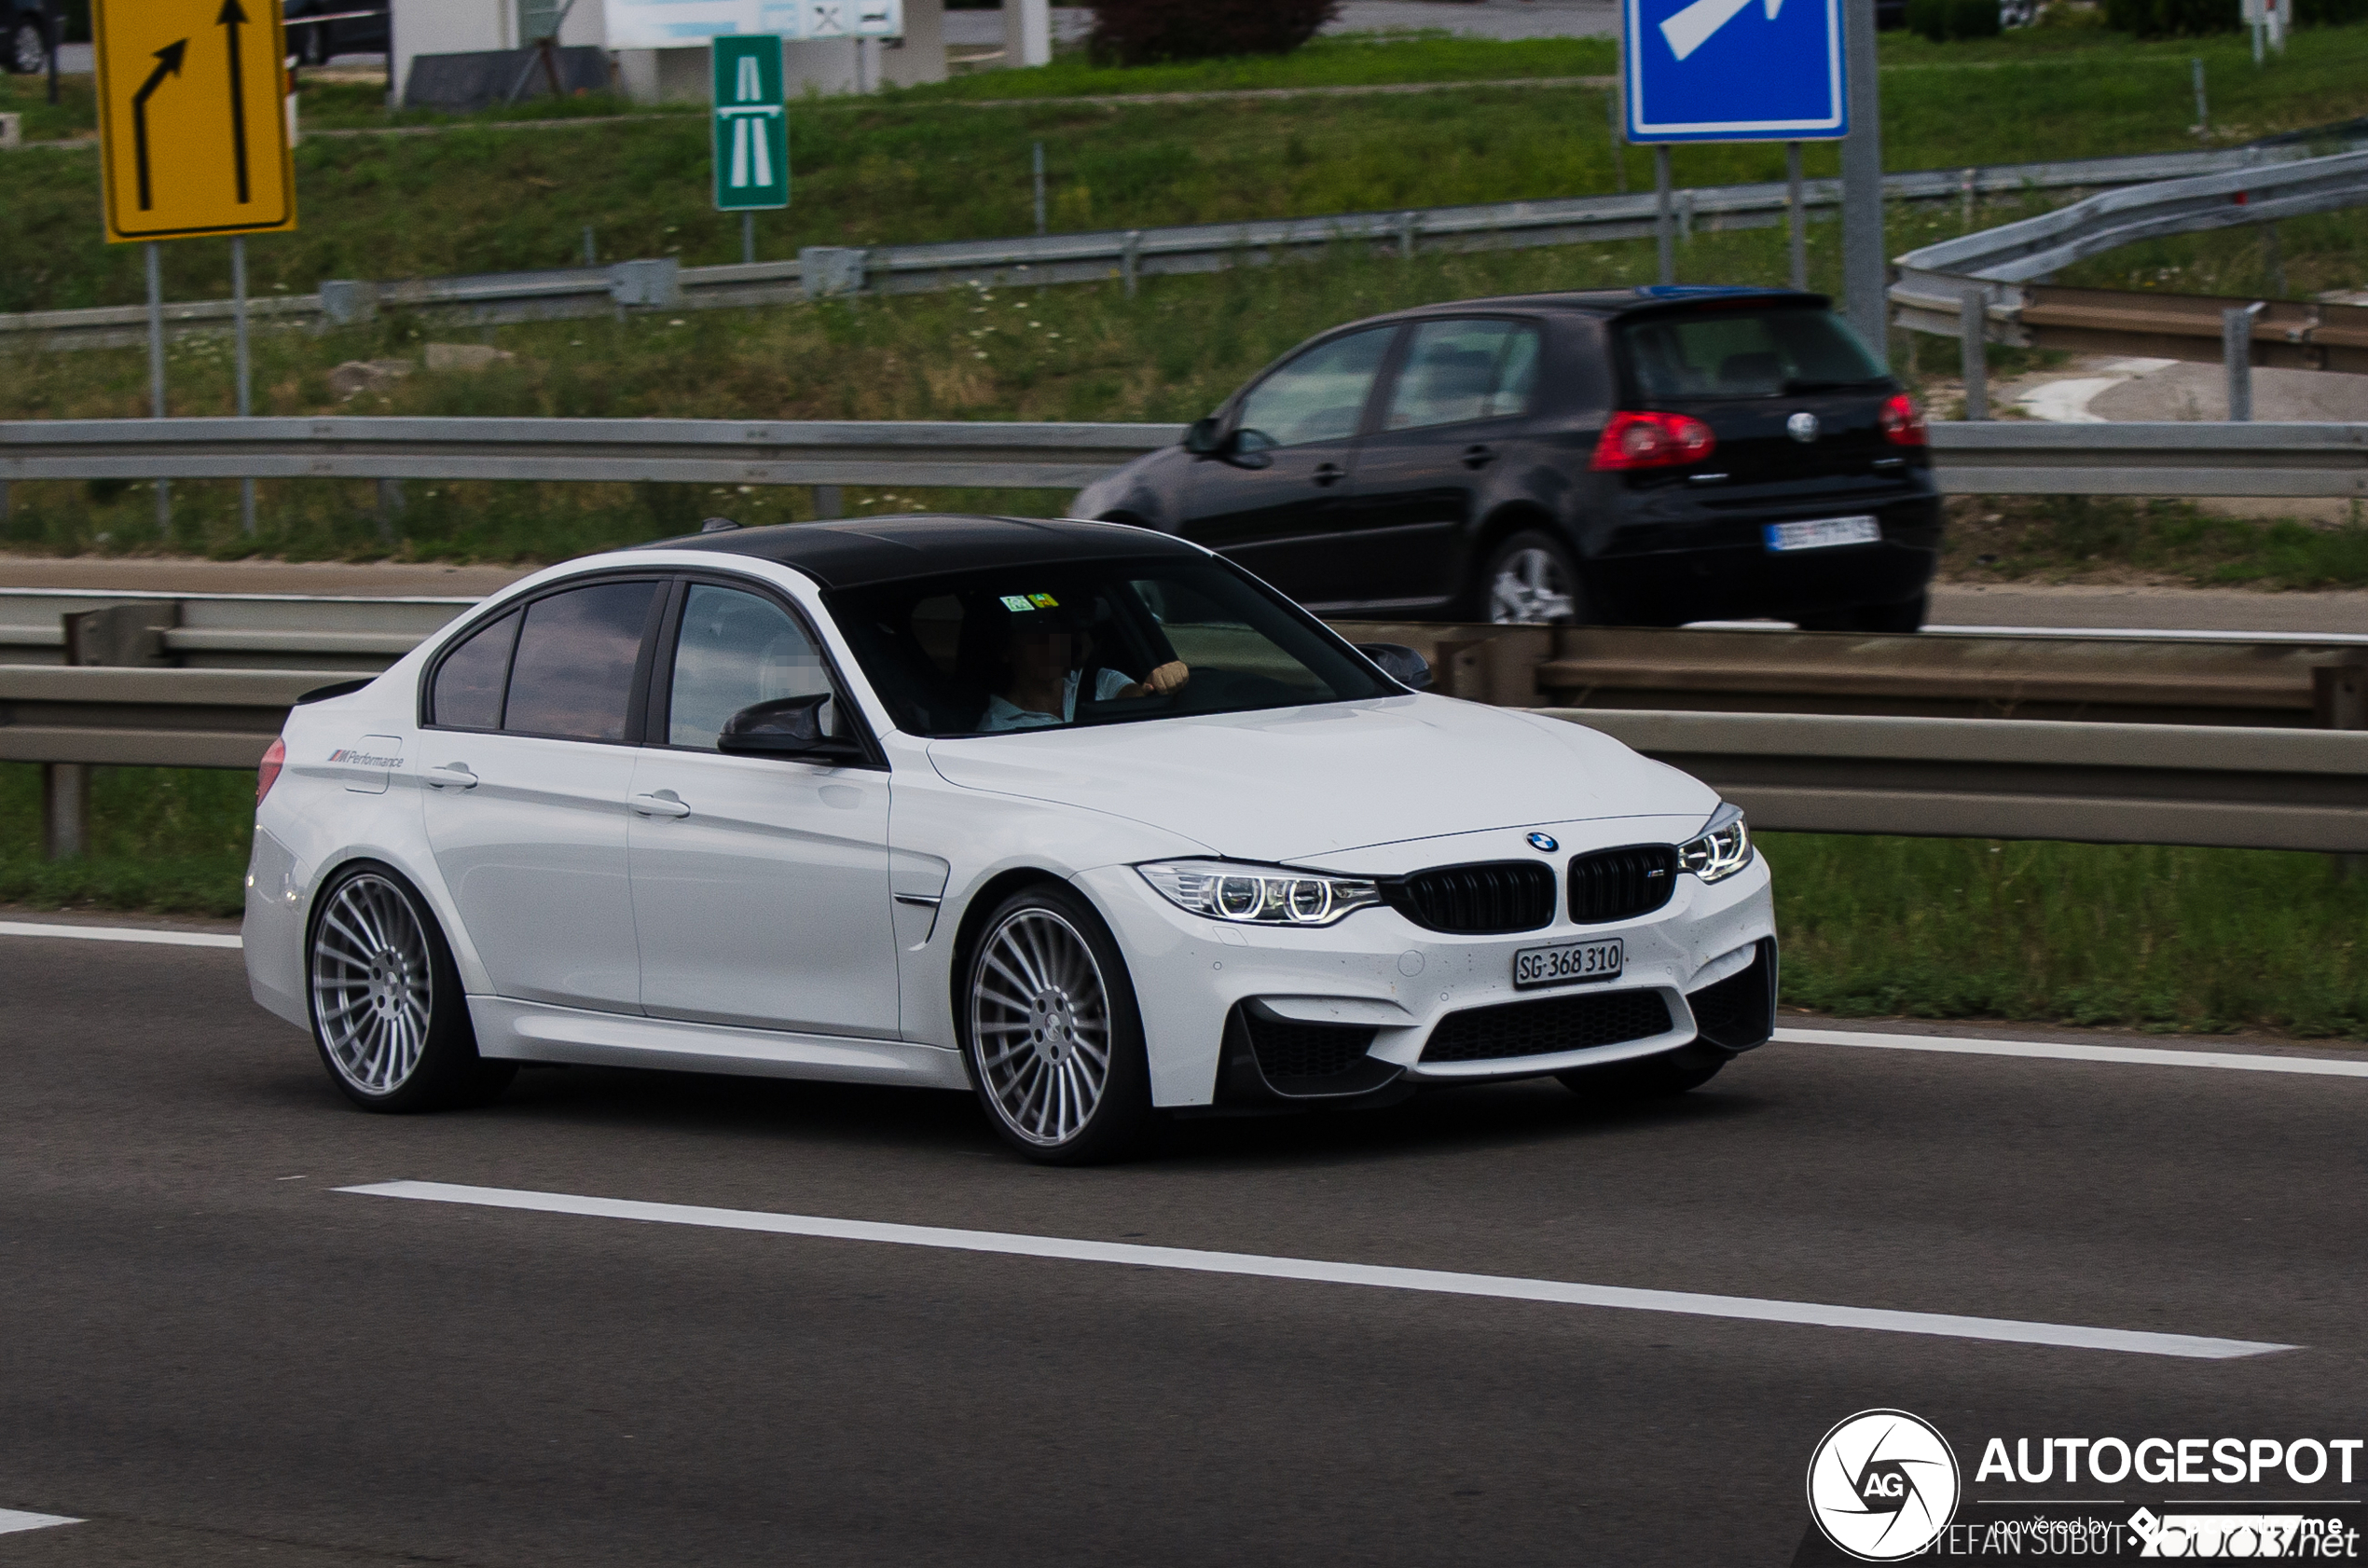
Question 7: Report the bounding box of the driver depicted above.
[978,598,1188,732]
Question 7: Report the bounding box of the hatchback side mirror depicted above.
[717,693,866,763]
[1184,416,1226,455]
[1355,642,1433,692]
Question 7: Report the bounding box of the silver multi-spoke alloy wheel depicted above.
[311,873,435,1097]
[1488,546,1576,624]
[10,21,48,75]
[970,907,1114,1148]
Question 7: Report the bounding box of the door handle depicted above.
[630,791,692,818]
[423,763,477,790]
[1461,444,1496,470]
[1311,462,1346,487]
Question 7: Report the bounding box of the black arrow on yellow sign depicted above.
[130,37,187,212]
[217,0,250,203]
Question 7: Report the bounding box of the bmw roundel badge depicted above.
[1527,832,1559,852]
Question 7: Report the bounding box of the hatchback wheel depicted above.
[961,884,1153,1164]
[295,19,329,66]
[1480,530,1585,625]
[308,863,515,1112]
[7,20,48,75]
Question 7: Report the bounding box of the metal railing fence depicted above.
[7,415,2368,500]
[6,143,2350,353]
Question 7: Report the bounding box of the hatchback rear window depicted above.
[1618,307,1886,400]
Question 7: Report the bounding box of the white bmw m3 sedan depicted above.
[244,515,1776,1162]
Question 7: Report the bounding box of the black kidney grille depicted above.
[1422,989,1673,1065]
[1384,861,1556,935]
[1568,845,1679,925]
[1246,1014,1379,1080]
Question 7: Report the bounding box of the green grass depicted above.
[1943,496,2368,587]
[0,764,254,916]
[10,21,2368,313]
[1765,832,2368,1038]
[7,769,2361,1038]
[2054,203,2368,301]
[896,32,1617,100]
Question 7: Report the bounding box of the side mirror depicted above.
[1355,642,1433,692]
[717,693,865,763]
[1184,415,1226,455]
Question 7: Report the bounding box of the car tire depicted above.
[306,861,516,1113]
[296,19,328,67]
[958,881,1155,1165]
[1555,1051,1724,1099]
[7,19,48,75]
[1797,594,1927,634]
[1478,530,1588,626]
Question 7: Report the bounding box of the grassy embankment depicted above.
[7,23,2368,570]
[6,763,2364,1038]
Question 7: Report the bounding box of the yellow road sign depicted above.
[94,0,296,242]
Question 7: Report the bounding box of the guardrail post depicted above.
[1607,89,1627,195]
[1960,288,1989,420]
[800,248,867,299]
[2223,303,2264,420]
[1122,230,1141,300]
[41,763,89,861]
[1397,211,1417,261]
[318,280,379,327]
[2317,659,2368,877]
[375,478,405,543]
[811,485,842,520]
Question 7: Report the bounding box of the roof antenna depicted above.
[699,516,741,533]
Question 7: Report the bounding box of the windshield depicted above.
[826,556,1393,738]
[1618,306,1888,400]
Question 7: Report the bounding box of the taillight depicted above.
[1880,392,1927,447]
[1590,410,1717,471]
[257,736,286,804]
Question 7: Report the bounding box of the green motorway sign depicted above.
[711,36,788,213]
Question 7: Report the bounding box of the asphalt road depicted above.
[4,930,2365,1566]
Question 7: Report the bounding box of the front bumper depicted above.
[1076,830,1777,1109]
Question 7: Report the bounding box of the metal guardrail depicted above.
[1559,708,2368,854]
[1893,147,2368,365]
[7,415,2368,500]
[0,588,471,670]
[0,417,1182,489]
[1,659,2356,854]
[3,144,2342,352]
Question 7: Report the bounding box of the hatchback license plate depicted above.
[1764,516,1881,553]
[1513,938,1624,990]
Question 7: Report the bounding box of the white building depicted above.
[389,0,1053,107]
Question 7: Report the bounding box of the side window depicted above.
[667,585,836,750]
[1234,326,1396,449]
[429,609,518,731]
[1383,320,1544,432]
[502,580,660,743]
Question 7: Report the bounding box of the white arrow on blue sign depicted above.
[1624,0,1848,143]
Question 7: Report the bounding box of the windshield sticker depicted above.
[1027,593,1059,608]
[999,596,1034,612]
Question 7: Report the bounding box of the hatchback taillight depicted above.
[257,736,286,804]
[1880,392,1927,447]
[1590,410,1717,471]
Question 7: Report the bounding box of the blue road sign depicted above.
[1624,0,1848,143]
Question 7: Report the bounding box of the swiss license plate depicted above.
[1512,937,1624,990]
[1764,516,1881,553]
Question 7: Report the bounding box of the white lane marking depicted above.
[0,920,241,949]
[339,1180,2292,1361]
[0,1509,81,1534]
[1778,1026,2368,1079]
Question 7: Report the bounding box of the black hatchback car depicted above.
[1071,286,1942,631]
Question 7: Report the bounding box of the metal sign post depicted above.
[1621,0,1849,295]
[1839,0,1882,355]
[711,35,788,243]
[96,0,296,540]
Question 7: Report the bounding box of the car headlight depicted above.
[1678,803,1753,883]
[1136,860,1382,927]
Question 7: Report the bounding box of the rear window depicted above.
[1618,307,1887,400]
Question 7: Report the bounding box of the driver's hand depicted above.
[1141,661,1190,695]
